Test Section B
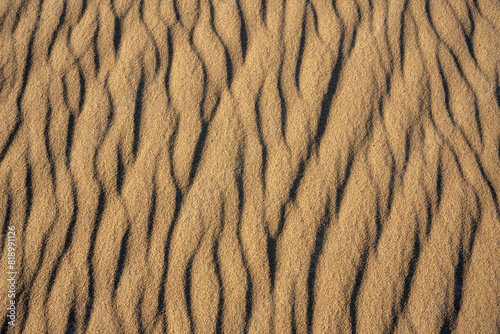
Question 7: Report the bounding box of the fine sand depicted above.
[1,0,500,333]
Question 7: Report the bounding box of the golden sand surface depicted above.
[1,0,500,333]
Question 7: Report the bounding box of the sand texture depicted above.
[1,0,500,333]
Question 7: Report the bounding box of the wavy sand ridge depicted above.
[1,0,500,333]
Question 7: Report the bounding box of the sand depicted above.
[1,0,500,333]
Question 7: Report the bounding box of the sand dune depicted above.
[1,0,500,333]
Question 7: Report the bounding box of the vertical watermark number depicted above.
[6,226,16,327]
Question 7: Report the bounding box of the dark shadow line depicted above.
[308,1,319,33]
[399,1,407,72]
[206,1,232,88]
[214,237,224,334]
[0,194,11,255]
[116,146,125,194]
[16,1,38,114]
[172,0,181,22]
[154,44,161,74]
[437,58,455,125]
[164,29,174,100]
[472,98,483,145]
[335,150,354,214]
[424,0,438,42]
[307,200,331,332]
[289,159,305,202]
[137,292,146,334]
[11,7,22,33]
[314,36,344,149]
[400,234,420,310]
[234,188,253,334]
[17,291,31,333]
[0,5,11,30]
[236,0,248,61]
[467,194,481,257]
[184,255,195,333]
[401,130,411,176]
[138,0,144,21]
[243,257,253,334]
[92,19,100,75]
[18,231,49,332]
[0,116,21,165]
[44,102,56,183]
[496,84,500,115]
[387,157,396,214]
[400,232,420,311]
[0,317,8,334]
[255,89,268,190]
[452,249,465,319]
[425,193,433,237]
[291,295,297,334]
[295,12,307,90]
[208,93,221,123]
[157,186,182,317]
[447,50,467,89]
[260,0,267,24]
[133,69,145,158]
[374,206,383,251]
[113,16,122,55]
[474,153,500,219]
[84,188,106,328]
[436,158,443,209]
[266,234,276,291]
[188,120,208,183]
[463,4,477,64]
[277,70,287,141]
[25,162,33,226]
[273,206,287,247]
[439,318,452,334]
[65,302,77,334]
[77,66,86,113]
[46,184,78,301]
[147,181,157,243]
[350,248,369,334]
[389,232,421,333]
[47,0,66,58]
[223,46,234,87]
[80,0,88,21]
[113,227,130,295]
[348,5,361,55]
[236,143,245,214]
[65,112,75,166]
